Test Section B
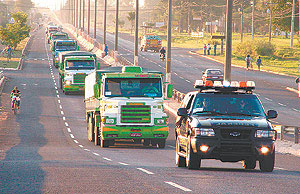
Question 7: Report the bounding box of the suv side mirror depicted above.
[177,108,188,117]
[267,110,278,119]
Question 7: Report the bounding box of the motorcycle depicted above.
[160,53,165,61]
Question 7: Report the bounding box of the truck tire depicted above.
[242,158,256,170]
[143,139,150,146]
[156,139,166,149]
[94,124,100,146]
[175,138,186,167]
[59,77,63,89]
[186,136,201,170]
[88,116,95,142]
[259,149,275,172]
[100,139,110,148]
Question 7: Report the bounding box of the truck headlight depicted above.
[255,130,276,139]
[155,118,165,125]
[65,80,71,85]
[105,118,116,124]
[195,128,215,137]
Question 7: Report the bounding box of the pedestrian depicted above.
[213,43,217,56]
[207,44,211,55]
[203,44,207,55]
[245,55,253,70]
[256,56,262,71]
[6,46,13,63]
[104,44,108,56]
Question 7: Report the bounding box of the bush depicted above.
[254,39,275,56]
[234,40,255,57]
[234,39,275,58]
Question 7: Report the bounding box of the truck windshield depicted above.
[56,43,77,51]
[53,35,68,40]
[65,60,95,70]
[105,78,162,98]
[192,94,265,117]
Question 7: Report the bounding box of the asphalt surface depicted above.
[0,27,300,193]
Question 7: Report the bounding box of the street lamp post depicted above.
[166,0,172,86]
[224,0,233,82]
[238,7,243,42]
[94,0,97,39]
[268,0,273,42]
[290,0,296,47]
[82,0,85,31]
[79,0,81,30]
[134,0,139,66]
[115,0,119,51]
[87,0,90,35]
[103,0,107,45]
[251,0,255,39]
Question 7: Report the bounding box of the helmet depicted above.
[14,86,18,90]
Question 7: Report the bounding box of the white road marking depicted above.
[57,95,60,98]
[118,162,129,166]
[292,108,300,112]
[265,98,272,102]
[54,83,57,86]
[65,122,69,127]
[61,111,64,115]
[74,140,79,143]
[62,116,66,121]
[67,128,71,132]
[137,168,154,175]
[103,157,112,161]
[84,149,90,151]
[165,182,192,192]
[55,87,58,89]
[93,153,100,156]
[167,145,176,149]
[286,87,298,94]
[56,90,59,94]
[278,103,287,107]
[58,99,61,103]
[185,80,191,83]
[70,134,74,138]
[60,105,63,109]
[79,145,83,148]
[274,167,286,170]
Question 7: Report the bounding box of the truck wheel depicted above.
[186,136,201,170]
[88,116,95,142]
[100,139,110,148]
[59,77,63,89]
[94,125,100,146]
[175,138,186,167]
[259,149,275,172]
[143,139,150,146]
[156,139,166,149]
[242,158,256,170]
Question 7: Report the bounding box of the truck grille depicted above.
[73,73,86,84]
[121,104,151,123]
[220,128,251,140]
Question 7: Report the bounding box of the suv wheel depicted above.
[175,138,186,167]
[259,149,275,172]
[242,158,256,169]
[186,136,201,169]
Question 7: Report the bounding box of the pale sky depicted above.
[32,0,145,10]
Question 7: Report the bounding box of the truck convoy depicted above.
[58,51,99,94]
[48,31,69,44]
[140,34,162,52]
[52,40,79,68]
[85,66,173,148]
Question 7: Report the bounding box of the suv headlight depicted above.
[195,128,215,137]
[255,130,276,139]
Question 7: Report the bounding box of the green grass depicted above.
[0,60,19,68]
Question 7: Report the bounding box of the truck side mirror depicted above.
[177,108,188,117]
[296,77,299,84]
[97,62,100,70]
[166,84,173,99]
[77,46,80,50]
[267,110,278,119]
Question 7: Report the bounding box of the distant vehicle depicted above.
[58,51,99,94]
[46,25,58,35]
[175,80,277,172]
[140,34,162,52]
[48,32,69,44]
[202,69,223,82]
[51,40,79,68]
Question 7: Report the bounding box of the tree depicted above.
[0,12,31,49]
[15,0,34,13]
[127,11,135,34]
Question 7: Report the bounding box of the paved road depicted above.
[1,27,300,193]
[90,29,300,128]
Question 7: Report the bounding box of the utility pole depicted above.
[268,0,273,42]
[290,0,296,47]
[239,7,243,42]
[224,0,233,82]
[82,0,85,31]
[187,0,191,35]
[79,0,81,30]
[94,0,97,38]
[87,0,90,35]
[251,0,255,39]
[115,0,119,51]
[134,0,139,66]
[166,0,172,86]
[103,0,107,45]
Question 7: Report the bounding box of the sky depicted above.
[32,0,145,10]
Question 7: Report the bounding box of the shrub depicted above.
[234,39,275,58]
[254,39,276,56]
[234,40,255,57]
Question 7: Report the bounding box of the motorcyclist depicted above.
[11,86,21,109]
[159,47,166,59]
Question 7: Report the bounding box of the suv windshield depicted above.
[104,78,162,98]
[192,94,265,117]
[65,60,95,70]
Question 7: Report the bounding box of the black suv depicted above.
[175,81,277,172]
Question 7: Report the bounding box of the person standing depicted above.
[203,44,207,55]
[245,55,253,70]
[104,44,108,56]
[6,46,13,63]
[256,56,262,71]
[213,43,217,56]
[207,44,211,55]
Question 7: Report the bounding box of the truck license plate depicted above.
[130,133,142,137]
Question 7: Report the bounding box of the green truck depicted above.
[85,66,173,148]
[58,51,99,94]
[52,39,79,68]
[48,31,69,44]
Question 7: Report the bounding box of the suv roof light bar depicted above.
[194,80,255,93]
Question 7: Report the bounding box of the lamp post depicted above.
[238,7,243,42]
[134,0,139,66]
[94,0,97,39]
[224,0,233,82]
[166,0,172,86]
[290,0,296,47]
[251,0,255,39]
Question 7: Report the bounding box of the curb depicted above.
[0,75,6,96]
[18,33,35,70]
[189,51,297,78]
